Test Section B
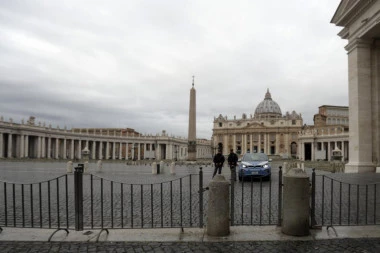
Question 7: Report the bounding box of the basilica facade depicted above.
[212,89,303,158]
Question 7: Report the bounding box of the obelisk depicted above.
[187,76,197,161]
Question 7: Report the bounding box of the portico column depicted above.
[70,139,74,159]
[341,141,345,162]
[78,140,82,159]
[112,142,116,160]
[258,133,261,153]
[7,133,13,158]
[47,137,51,158]
[119,142,122,160]
[98,141,103,159]
[24,135,29,158]
[233,134,236,153]
[41,137,45,158]
[263,133,267,154]
[0,133,3,158]
[63,139,67,159]
[106,142,110,160]
[55,139,59,159]
[249,134,253,153]
[328,142,331,161]
[345,39,374,172]
[37,136,41,159]
[92,141,96,159]
[311,142,315,161]
[20,134,24,158]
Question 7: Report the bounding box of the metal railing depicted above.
[311,169,380,226]
[0,165,205,231]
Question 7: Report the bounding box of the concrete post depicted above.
[170,162,176,175]
[152,162,157,174]
[207,174,230,236]
[66,161,73,173]
[282,168,310,236]
[97,160,102,172]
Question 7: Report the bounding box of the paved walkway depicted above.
[0,225,380,252]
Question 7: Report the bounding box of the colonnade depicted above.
[0,119,212,161]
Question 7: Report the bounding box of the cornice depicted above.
[332,0,375,27]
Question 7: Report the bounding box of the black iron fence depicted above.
[311,169,380,226]
[2,164,379,232]
[0,165,205,231]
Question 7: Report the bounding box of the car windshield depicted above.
[242,153,268,162]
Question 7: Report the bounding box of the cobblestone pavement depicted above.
[0,238,380,252]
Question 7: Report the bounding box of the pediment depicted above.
[331,0,370,27]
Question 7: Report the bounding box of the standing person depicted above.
[212,150,225,178]
[228,149,239,181]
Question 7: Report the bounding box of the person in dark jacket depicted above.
[212,150,225,178]
[227,149,239,181]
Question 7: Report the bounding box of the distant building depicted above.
[299,105,349,161]
[0,116,211,161]
[212,89,303,158]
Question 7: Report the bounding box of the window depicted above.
[219,122,222,127]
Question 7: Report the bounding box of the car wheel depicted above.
[238,175,242,181]
[266,174,271,181]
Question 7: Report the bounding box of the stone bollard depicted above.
[66,161,73,173]
[207,174,230,236]
[152,162,157,174]
[170,162,176,175]
[97,160,102,172]
[283,162,288,174]
[282,168,310,236]
[84,161,89,173]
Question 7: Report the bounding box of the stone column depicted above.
[55,138,59,159]
[0,133,3,158]
[36,136,41,159]
[345,39,374,172]
[106,142,110,160]
[24,135,29,158]
[311,142,315,161]
[258,133,261,153]
[41,137,46,158]
[20,134,24,158]
[264,133,267,154]
[70,139,74,159]
[78,140,82,159]
[47,137,51,159]
[112,142,116,160]
[92,141,96,160]
[249,134,253,153]
[63,139,67,159]
[233,134,237,153]
[276,133,280,156]
[119,142,122,160]
[327,142,331,161]
[98,141,103,159]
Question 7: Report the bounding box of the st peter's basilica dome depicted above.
[254,89,282,117]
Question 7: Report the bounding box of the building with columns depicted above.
[0,116,211,161]
[212,89,303,158]
[298,105,349,162]
[331,0,380,172]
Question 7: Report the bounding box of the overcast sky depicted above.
[0,0,347,139]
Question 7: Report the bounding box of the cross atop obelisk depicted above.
[187,76,197,161]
